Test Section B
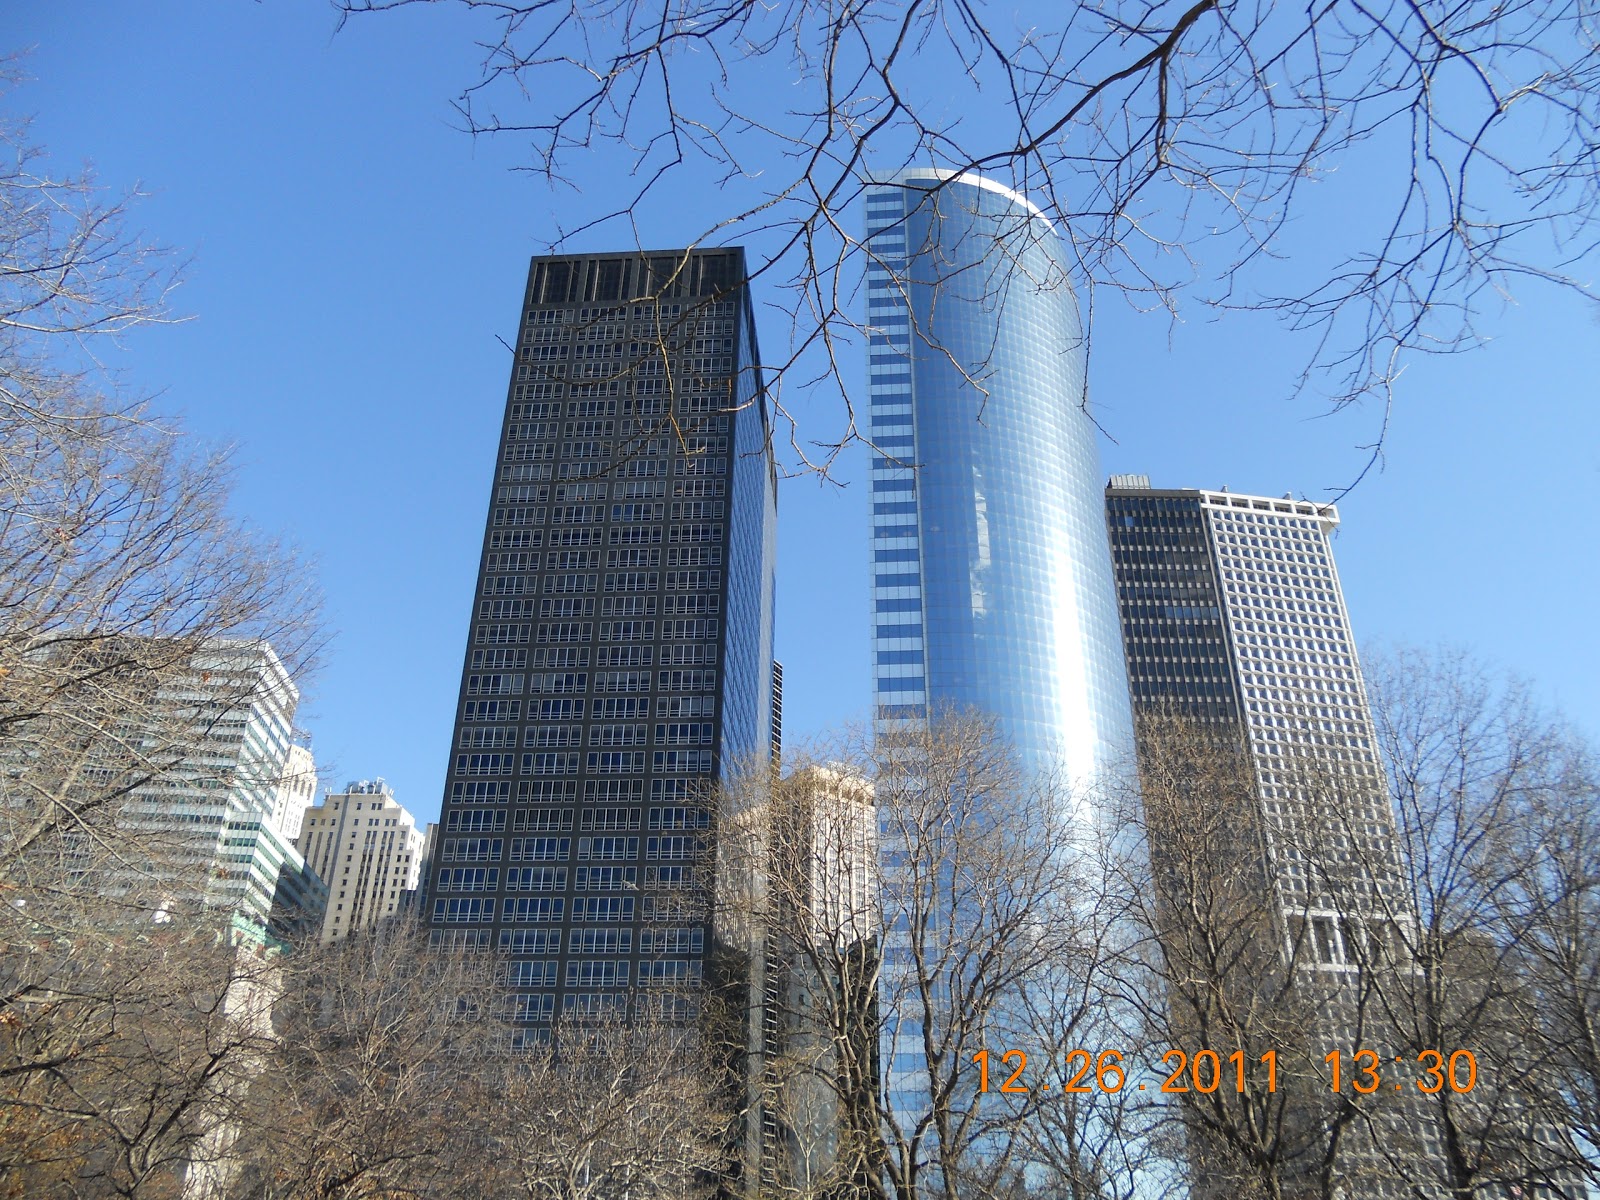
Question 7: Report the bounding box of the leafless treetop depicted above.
[337,0,1599,479]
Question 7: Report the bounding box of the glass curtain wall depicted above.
[863,170,1134,1150]
[864,171,1132,787]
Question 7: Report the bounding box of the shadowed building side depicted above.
[426,249,777,1050]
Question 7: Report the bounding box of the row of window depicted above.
[463,696,713,721]
[491,456,728,500]
[442,809,709,840]
[505,419,732,448]
[467,658,722,700]
[482,568,721,594]
[459,722,715,750]
[429,929,702,959]
[493,749,716,775]
[441,835,704,863]
[519,322,733,350]
[453,747,717,776]
[495,449,727,489]
[436,895,703,924]
[473,579,726,620]
[440,866,688,892]
[475,608,725,637]
[447,774,699,800]
[431,928,708,961]
[471,639,719,676]
[510,380,730,405]
[511,377,732,403]
[466,659,722,698]
[503,959,705,989]
[476,592,723,620]
[513,355,734,379]
[506,985,701,1024]
[484,549,721,574]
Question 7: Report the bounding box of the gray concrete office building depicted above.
[427,249,777,1041]
[1104,476,1403,917]
[1105,476,1436,1197]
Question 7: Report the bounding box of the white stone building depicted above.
[268,741,317,841]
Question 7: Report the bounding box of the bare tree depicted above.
[1506,741,1600,1190]
[335,0,1600,479]
[0,77,321,943]
[1106,714,1390,1200]
[0,922,281,1200]
[1362,647,1597,1199]
[0,83,322,1200]
[1123,651,1599,1199]
[721,712,1154,1200]
[225,922,728,1200]
[1113,692,1600,1200]
[230,920,504,1200]
[479,1009,727,1200]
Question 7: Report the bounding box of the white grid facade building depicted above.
[1108,479,1407,957]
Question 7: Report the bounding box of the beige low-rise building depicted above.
[295,779,423,942]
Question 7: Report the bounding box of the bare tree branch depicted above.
[335,0,1600,481]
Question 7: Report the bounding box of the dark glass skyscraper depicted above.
[863,171,1133,785]
[428,249,776,1036]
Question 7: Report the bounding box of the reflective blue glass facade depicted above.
[866,174,1136,1130]
[865,171,1133,785]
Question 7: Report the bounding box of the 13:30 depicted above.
[1324,1049,1477,1093]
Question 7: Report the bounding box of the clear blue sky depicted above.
[10,2,1597,826]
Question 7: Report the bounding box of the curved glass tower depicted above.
[864,170,1133,786]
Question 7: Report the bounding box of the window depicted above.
[562,993,625,1016]
[575,866,638,890]
[645,865,693,887]
[578,837,639,860]
[509,837,570,860]
[433,898,493,923]
[640,928,703,954]
[499,929,560,954]
[503,898,564,923]
[511,994,556,1023]
[570,929,631,954]
[639,959,701,983]
[655,722,712,745]
[649,806,710,830]
[441,838,502,862]
[505,867,567,891]
[565,960,630,987]
[504,961,558,987]
[647,835,701,860]
[653,749,713,773]
[581,806,641,831]
[446,809,507,832]
[572,897,634,922]
[437,868,498,892]
[527,752,579,775]
[587,751,645,773]
[589,724,647,746]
